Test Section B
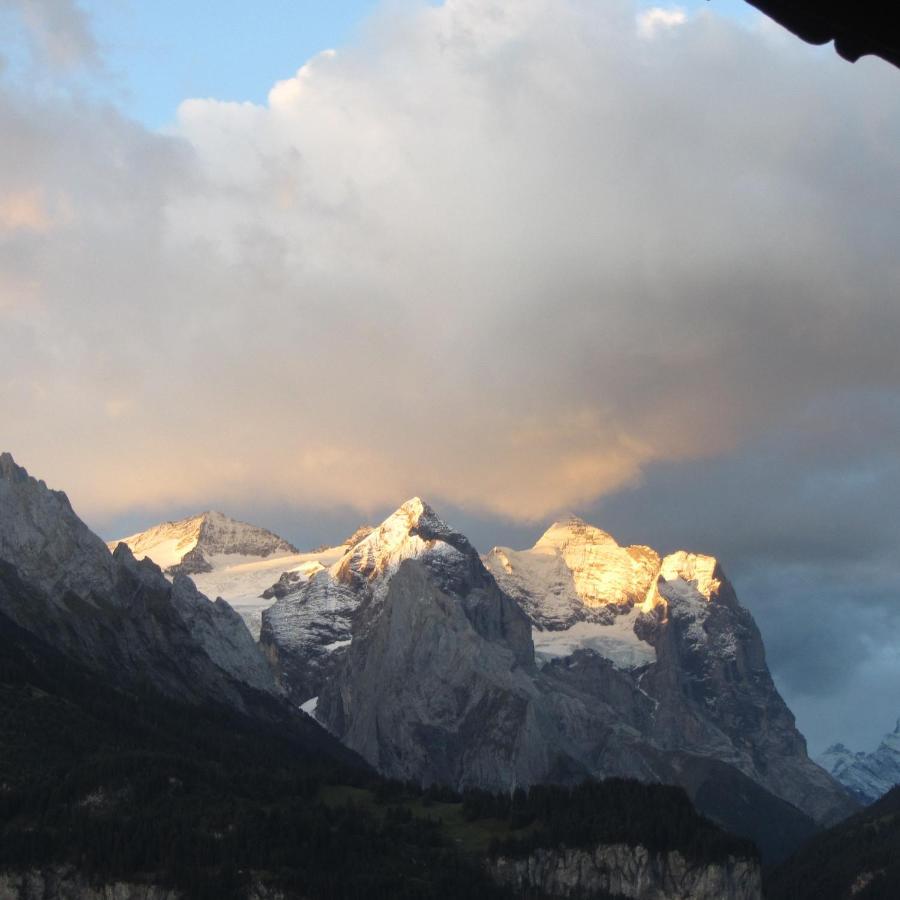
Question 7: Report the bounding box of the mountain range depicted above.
[111,491,855,858]
[1,451,879,896]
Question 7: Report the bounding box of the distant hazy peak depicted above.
[819,714,900,804]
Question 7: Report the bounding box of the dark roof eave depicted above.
[742,0,900,69]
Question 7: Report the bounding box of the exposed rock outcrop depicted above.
[317,558,545,787]
[489,843,762,900]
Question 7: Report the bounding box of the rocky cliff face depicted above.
[488,521,854,826]
[820,718,900,804]
[0,453,118,604]
[316,558,547,787]
[489,843,762,900]
[643,558,847,825]
[0,453,277,709]
[260,498,533,704]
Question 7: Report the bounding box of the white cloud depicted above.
[636,6,687,39]
[1,0,899,525]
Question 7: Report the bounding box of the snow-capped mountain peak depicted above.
[533,516,620,553]
[109,511,312,638]
[485,519,661,627]
[259,496,496,702]
[820,716,900,804]
[331,496,475,598]
[110,510,298,575]
[484,519,741,672]
[110,513,205,571]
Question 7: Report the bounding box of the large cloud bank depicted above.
[1,0,898,527]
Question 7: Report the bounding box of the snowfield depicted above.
[190,549,346,638]
[532,608,656,670]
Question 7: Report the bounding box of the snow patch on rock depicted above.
[532,608,656,670]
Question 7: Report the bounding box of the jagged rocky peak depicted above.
[332,496,488,598]
[260,496,508,702]
[0,451,24,479]
[0,452,116,601]
[111,510,298,575]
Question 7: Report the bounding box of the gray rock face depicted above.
[0,453,277,709]
[270,498,854,842]
[489,844,762,900]
[259,497,532,704]
[0,453,117,604]
[261,570,305,600]
[261,571,362,703]
[819,719,900,804]
[317,559,546,787]
[635,567,852,826]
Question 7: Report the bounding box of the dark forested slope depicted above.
[767,785,900,900]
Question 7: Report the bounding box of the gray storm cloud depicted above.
[1,0,899,529]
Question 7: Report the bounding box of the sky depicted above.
[0,0,898,755]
